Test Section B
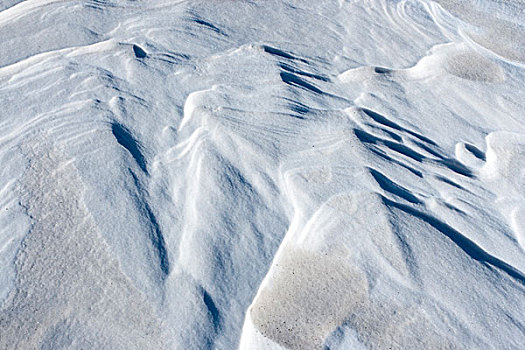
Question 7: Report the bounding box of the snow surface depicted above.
[0,0,524,349]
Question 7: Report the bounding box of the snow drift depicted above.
[0,0,524,349]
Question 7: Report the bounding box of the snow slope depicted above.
[0,0,524,349]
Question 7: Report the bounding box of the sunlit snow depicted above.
[0,0,524,349]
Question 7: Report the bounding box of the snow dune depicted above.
[0,0,524,349]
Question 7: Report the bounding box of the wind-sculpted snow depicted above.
[0,0,524,349]
[0,142,172,349]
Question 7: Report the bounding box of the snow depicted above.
[0,0,524,349]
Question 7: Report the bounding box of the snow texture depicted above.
[0,0,524,349]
